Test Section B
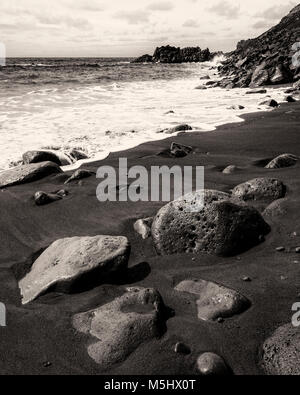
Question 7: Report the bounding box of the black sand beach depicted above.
[0,100,299,375]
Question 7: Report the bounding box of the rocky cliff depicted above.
[132,45,214,63]
[218,4,300,88]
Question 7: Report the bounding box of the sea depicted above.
[0,57,290,170]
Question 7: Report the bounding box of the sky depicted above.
[0,0,298,57]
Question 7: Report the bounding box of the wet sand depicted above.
[0,101,299,375]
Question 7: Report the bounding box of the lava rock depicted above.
[285,95,296,102]
[69,149,89,161]
[222,165,238,174]
[170,142,193,158]
[246,89,267,95]
[175,279,251,321]
[227,105,245,110]
[151,189,270,257]
[265,153,299,169]
[64,169,94,184]
[197,353,230,376]
[73,287,165,368]
[23,150,73,166]
[232,178,286,203]
[195,85,208,90]
[165,124,193,134]
[262,324,300,375]
[0,162,62,189]
[259,99,279,107]
[19,235,130,304]
[134,217,153,240]
[34,191,62,206]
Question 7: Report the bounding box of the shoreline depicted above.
[0,99,299,375]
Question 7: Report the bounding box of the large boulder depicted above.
[151,190,270,257]
[262,324,300,375]
[73,287,165,368]
[265,154,299,169]
[0,161,62,189]
[175,279,251,321]
[19,236,130,304]
[23,150,73,166]
[232,178,286,203]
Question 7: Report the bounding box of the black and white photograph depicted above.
[0,0,300,379]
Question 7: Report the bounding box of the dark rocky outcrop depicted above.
[218,5,300,88]
[0,162,62,189]
[151,189,270,257]
[132,45,215,64]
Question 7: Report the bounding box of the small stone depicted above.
[217,317,224,323]
[295,247,300,253]
[280,276,287,281]
[64,169,94,184]
[285,96,296,103]
[242,276,252,282]
[197,353,230,376]
[174,342,191,355]
[34,191,62,206]
[259,99,279,108]
[222,165,238,174]
[276,247,285,252]
[43,361,52,368]
[133,217,153,240]
[165,124,193,134]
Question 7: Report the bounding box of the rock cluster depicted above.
[132,45,215,64]
[217,5,300,88]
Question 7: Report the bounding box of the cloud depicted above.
[147,1,174,11]
[254,2,296,20]
[207,1,241,19]
[113,10,151,24]
[182,19,200,28]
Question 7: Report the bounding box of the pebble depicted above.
[196,353,229,376]
[295,247,300,253]
[242,276,252,282]
[276,247,285,252]
[43,361,52,368]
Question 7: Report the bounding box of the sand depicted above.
[0,100,299,375]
